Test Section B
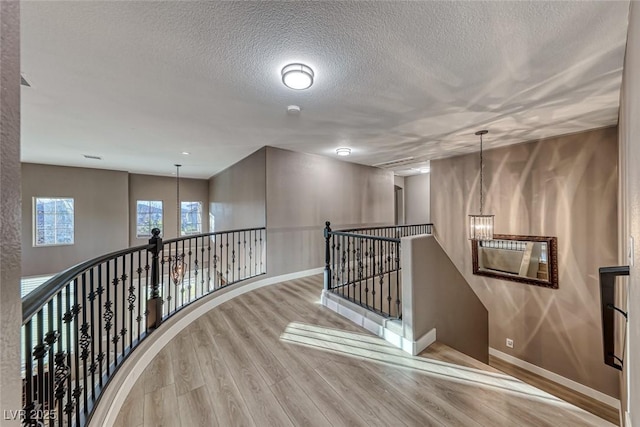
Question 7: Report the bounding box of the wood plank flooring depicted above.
[114,275,614,427]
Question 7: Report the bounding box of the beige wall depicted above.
[394,175,405,225]
[431,127,619,398]
[129,173,209,245]
[620,1,640,423]
[208,147,266,232]
[0,1,21,423]
[405,173,430,224]
[21,164,130,277]
[266,147,394,276]
[402,235,488,362]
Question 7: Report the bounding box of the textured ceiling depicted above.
[21,1,629,178]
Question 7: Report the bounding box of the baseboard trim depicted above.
[489,347,620,409]
[413,328,437,355]
[96,267,324,427]
[321,290,436,356]
[626,411,632,427]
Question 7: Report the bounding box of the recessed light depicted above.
[181,151,190,155]
[420,168,430,174]
[83,154,102,160]
[336,147,351,156]
[282,63,314,90]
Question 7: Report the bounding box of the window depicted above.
[137,200,163,237]
[181,201,202,235]
[33,197,74,246]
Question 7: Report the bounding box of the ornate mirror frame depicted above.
[471,234,558,289]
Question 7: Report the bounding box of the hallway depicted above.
[115,276,612,427]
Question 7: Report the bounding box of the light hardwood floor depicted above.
[114,275,614,427]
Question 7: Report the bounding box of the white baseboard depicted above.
[96,267,324,427]
[413,328,437,355]
[626,411,632,427]
[321,290,436,356]
[489,347,620,409]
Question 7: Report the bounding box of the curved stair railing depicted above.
[21,227,266,427]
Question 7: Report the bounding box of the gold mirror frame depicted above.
[471,234,558,289]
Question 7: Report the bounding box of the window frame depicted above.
[180,201,203,236]
[33,197,75,247]
[136,200,164,238]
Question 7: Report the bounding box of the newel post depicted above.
[147,228,163,330]
[324,221,332,291]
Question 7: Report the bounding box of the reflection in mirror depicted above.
[472,235,558,289]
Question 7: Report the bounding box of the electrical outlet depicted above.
[506,338,514,349]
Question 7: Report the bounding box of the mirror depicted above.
[472,234,558,289]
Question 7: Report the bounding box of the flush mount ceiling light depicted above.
[420,167,430,174]
[336,147,351,157]
[281,63,314,90]
[468,130,495,241]
[181,151,190,155]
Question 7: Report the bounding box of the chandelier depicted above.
[468,130,495,240]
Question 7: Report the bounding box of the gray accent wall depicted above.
[401,235,488,362]
[405,173,430,224]
[21,164,130,277]
[208,147,266,232]
[129,173,210,245]
[265,147,394,276]
[431,126,619,398]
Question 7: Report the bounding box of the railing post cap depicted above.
[151,228,161,237]
[325,221,331,227]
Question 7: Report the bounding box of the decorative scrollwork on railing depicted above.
[21,226,266,427]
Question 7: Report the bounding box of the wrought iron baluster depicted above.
[105,264,112,375]
[46,300,56,427]
[24,319,34,426]
[396,241,401,318]
[387,240,392,315]
[73,278,81,427]
[208,235,213,292]
[260,230,264,274]
[55,291,66,427]
[120,255,127,358]
[243,231,247,280]
[113,257,119,367]
[80,273,89,416]
[237,234,241,281]
[89,268,97,401]
[129,253,135,350]
[97,265,104,388]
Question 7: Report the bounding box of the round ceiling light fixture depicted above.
[282,63,314,90]
[336,147,351,157]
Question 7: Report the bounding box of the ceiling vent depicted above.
[372,156,415,168]
[20,75,31,87]
[83,154,102,160]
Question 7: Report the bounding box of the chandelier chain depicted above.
[480,132,483,215]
